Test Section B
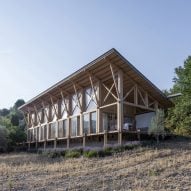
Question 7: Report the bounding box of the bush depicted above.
[0,125,8,152]
[40,150,61,158]
[65,150,81,158]
[124,144,138,150]
[112,146,125,153]
[83,150,98,158]
[97,148,112,157]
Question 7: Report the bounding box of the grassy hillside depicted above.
[0,139,191,191]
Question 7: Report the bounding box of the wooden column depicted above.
[35,141,38,150]
[47,123,49,140]
[55,121,58,139]
[83,133,86,148]
[104,130,108,148]
[54,138,57,149]
[117,70,123,145]
[28,142,31,151]
[67,136,70,149]
[80,112,83,136]
[97,81,102,133]
[44,140,46,151]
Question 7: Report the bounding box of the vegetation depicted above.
[0,139,190,190]
[0,99,26,152]
[148,109,166,143]
[166,56,191,136]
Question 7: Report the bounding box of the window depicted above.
[83,113,89,134]
[31,113,36,126]
[40,126,44,140]
[85,87,97,111]
[63,120,67,137]
[71,117,77,136]
[83,112,97,134]
[44,125,47,140]
[44,107,49,123]
[103,113,117,131]
[90,112,97,133]
[58,120,67,138]
[72,94,81,115]
[58,121,63,138]
[61,98,69,119]
[51,103,58,121]
[49,122,57,139]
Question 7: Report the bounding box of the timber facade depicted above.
[19,49,173,150]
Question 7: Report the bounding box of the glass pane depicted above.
[102,113,117,131]
[44,107,49,122]
[73,106,81,115]
[44,125,47,140]
[71,117,77,136]
[91,112,96,134]
[85,87,97,111]
[58,121,63,138]
[40,126,44,140]
[63,120,67,137]
[103,113,108,131]
[83,114,89,134]
[50,122,57,139]
[86,100,96,111]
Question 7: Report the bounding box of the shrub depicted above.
[40,150,61,158]
[0,125,8,152]
[65,150,81,158]
[97,148,112,157]
[97,150,105,157]
[83,150,98,158]
[112,146,125,153]
[148,109,166,143]
[124,144,135,150]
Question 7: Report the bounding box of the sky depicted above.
[0,0,191,108]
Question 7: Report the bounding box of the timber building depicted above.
[19,49,173,149]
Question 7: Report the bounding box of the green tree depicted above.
[0,108,10,117]
[0,99,26,152]
[166,56,191,136]
[0,125,8,152]
[148,109,166,143]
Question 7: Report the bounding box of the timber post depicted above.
[137,129,141,141]
[117,69,123,146]
[54,138,57,149]
[44,140,46,151]
[104,130,108,148]
[35,141,38,150]
[67,136,70,149]
[28,142,31,151]
[83,133,86,148]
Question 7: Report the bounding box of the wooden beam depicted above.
[99,102,117,109]
[109,63,120,98]
[102,83,118,102]
[60,90,70,116]
[50,96,59,119]
[34,105,41,125]
[123,85,135,100]
[41,102,49,122]
[89,74,99,106]
[72,82,83,112]
[137,88,146,106]
[134,84,138,105]
[124,101,155,111]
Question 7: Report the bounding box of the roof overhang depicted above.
[19,48,174,112]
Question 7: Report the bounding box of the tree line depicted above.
[0,99,26,152]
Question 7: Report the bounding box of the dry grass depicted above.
[0,139,191,191]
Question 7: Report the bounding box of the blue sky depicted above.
[0,0,191,108]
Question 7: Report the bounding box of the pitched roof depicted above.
[19,48,173,111]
